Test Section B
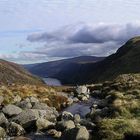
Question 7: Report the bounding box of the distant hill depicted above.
[83,36,140,84]
[24,56,105,84]
[0,59,43,85]
[25,36,140,85]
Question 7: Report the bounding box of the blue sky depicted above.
[1,0,140,63]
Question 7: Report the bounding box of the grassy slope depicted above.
[90,73,140,140]
[0,59,43,85]
[85,36,140,84]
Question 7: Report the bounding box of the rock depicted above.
[7,122,25,136]
[62,111,73,121]
[74,114,81,124]
[73,97,79,102]
[0,113,8,127]
[61,126,89,140]
[13,95,22,103]
[37,109,57,122]
[56,120,75,131]
[36,118,55,131]
[82,96,88,101]
[47,129,62,138]
[67,98,73,106]
[29,96,39,103]
[12,109,39,129]
[17,100,32,109]
[13,136,32,140]
[0,127,6,138]
[2,104,22,117]
[0,96,4,105]
[32,102,50,110]
[76,86,89,94]
[80,119,96,130]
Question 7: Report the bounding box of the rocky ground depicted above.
[0,74,140,140]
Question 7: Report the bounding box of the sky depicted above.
[1,0,140,64]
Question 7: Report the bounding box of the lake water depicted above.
[43,78,62,86]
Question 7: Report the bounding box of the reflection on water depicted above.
[64,98,95,118]
[43,78,62,86]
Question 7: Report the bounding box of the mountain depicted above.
[83,36,140,83]
[24,56,105,84]
[0,59,43,84]
[25,36,140,85]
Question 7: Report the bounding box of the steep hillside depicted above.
[24,36,140,85]
[0,59,43,84]
[85,36,140,83]
[24,56,104,84]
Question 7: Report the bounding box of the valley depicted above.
[0,37,140,140]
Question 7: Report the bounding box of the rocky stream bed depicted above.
[0,85,110,140]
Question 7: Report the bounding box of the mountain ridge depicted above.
[0,59,43,85]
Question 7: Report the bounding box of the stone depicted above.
[74,114,81,124]
[47,129,62,138]
[2,104,22,117]
[12,109,39,129]
[13,95,22,103]
[17,100,32,109]
[61,126,89,140]
[76,86,89,94]
[32,102,50,110]
[0,96,4,105]
[0,127,6,138]
[80,119,96,130]
[36,118,55,131]
[0,113,8,127]
[37,110,57,122]
[67,98,73,106]
[29,96,39,103]
[62,111,73,121]
[82,96,88,101]
[56,120,75,131]
[13,136,32,140]
[73,97,79,102]
[7,122,25,136]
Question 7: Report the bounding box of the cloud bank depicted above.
[25,23,140,60]
[2,22,140,63]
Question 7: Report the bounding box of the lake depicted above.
[43,78,62,86]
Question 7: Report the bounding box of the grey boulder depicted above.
[2,104,22,117]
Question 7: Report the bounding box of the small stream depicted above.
[29,78,95,139]
[63,97,95,118]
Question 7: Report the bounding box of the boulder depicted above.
[74,114,81,124]
[13,136,32,140]
[0,127,6,138]
[16,100,32,109]
[36,118,55,131]
[12,109,39,129]
[2,104,22,117]
[29,97,39,103]
[7,122,25,136]
[56,120,75,131]
[37,109,57,122]
[0,96,4,105]
[73,97,79,103]
[80,119,96,130]
[67,98,73,106]
[0,113,8,127]
[47,129,62,138]
[32,102,51,110]
[76,86,89,95]
[61,126,89,140]
[82,96,88,101]
[62,111,73,121]
[13,95,22,103]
